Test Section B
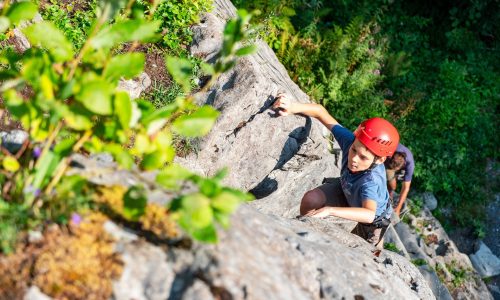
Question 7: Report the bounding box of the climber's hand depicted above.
[273,93,295,116]
[305,207,331,218]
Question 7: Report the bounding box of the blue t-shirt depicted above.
[332,125,391,218]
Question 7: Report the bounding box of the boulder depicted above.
[422,192,438,211]
[470,241,500,278]
[0,129,28,154]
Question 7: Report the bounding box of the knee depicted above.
[300,189,325,215]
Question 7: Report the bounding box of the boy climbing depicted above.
[384,143,414,216]
[273,94,399,247]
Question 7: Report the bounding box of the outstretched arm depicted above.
[395,181,411,215]
[273,94,339,131]
[305,199,377,223]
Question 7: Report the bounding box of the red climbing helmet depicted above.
[354,117,400,157]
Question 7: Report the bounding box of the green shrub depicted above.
[0,1,255,252]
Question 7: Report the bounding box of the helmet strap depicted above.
[368,156,381,170]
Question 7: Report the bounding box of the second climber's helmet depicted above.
[354,117,400,157]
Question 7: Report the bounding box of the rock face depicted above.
[16,0,445,299]
[470,241,500,278]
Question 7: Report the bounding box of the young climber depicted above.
[384,143,414,216]
[273,94,399,247]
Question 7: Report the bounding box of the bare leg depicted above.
[300,188,327,216]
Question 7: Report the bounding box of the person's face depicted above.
[347,139,385,172]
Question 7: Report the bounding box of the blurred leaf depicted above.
[53,138,76,157]
[200,62,215,76]
[76,80,113,115]
[91,19,161,50]
[165,56,192,93]
[211,191,242,213]
[7,1,38,25]
[104,53,145,82]
[104,144,134,170]
[172,105,219,137]
[114,92,132,129]
[140,146,174,170]
[235,45,257,56]
[0,17,10,33]
[180,193,213,228]
[58,105,93,131]
[97,0,127,21]
[190,223,217,243]
[156,163,193,190]
[2,156,20,172]
[123,185,147,221]
[23,21,74,62]
[33,150,59,189]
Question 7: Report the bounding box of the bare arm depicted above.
[395,181,411,215]
[307,199,377,223]
[273,94,339,131]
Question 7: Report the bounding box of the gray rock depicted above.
[11,14,43,53]
[117,72,152,100]
[103,221,138,243]
[422,192,438,211]
[23,286,52,300]
[113,242,173,300]
[181,280,215,300]
[1,129,28,154]
[470,241,500,277]
[418,265,453,300]
[27,230,43,243]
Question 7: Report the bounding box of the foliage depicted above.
[383,242,401,253]
[408,197,424,216]
[411,258,427,266]
[0,212,122,299]
[234,1,387,129]
[0,1,256,253]
[146,80,183,109]
[41,0,97,50]
[94,185,179,239]
[145,0,212,54]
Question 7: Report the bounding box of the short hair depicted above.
[386,152,406,170]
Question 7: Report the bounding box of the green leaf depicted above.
[104,52,145,82]
[200,62,215,76]
[33,150,59,189]
[214,211,230,228]
[53,138,76,157]
[156,164,193,190]
[104,144,134,170]
[211,191,242,213]
[76,80,114,115]
[91,19,161,50]
[7,1,38,25]
[180,193,213,228]
[140,147,174,170]
[58,104,93,131]
[23,21,74,62]
[0,17,10,33]
[172,105,219,137]
[97,0,127,21]
[190,223,217,243]
[114,92,132,129]
[235,45,257,56]
[2,156,20,172]
[123,185,147,221]
[165,56,192,93]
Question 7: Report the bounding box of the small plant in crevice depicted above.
[383,242,401,254]
[411,258,427,267]
[145,80,183,109]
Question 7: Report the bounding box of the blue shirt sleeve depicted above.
[360,181,379,203]
[332,124,355,154]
